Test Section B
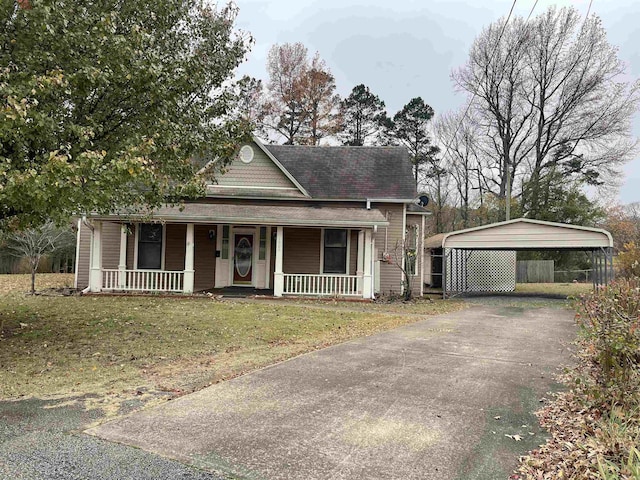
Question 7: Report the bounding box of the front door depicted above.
[233,234,253,285]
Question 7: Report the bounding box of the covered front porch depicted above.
[81,203,385,299]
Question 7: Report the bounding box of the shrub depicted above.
[574,278,640,409]
[618,243,640,279]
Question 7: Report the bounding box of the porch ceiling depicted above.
[96,203,389,228]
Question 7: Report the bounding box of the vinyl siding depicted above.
[194,225,216,291]
[214,142,299,190]
[349,230,358,275]
[373,204,405,295]
[165,224,186,271]
[76,222,92,289]
[101,222,121,270]
[126,225,136,270]
[283,228,321,274]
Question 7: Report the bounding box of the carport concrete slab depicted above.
[87,302,576,480]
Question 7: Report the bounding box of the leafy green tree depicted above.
[389,97,440,188]
[1,0,251,228]
[338,84,391,146]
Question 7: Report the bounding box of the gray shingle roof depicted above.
[265,145,417,200]
[99,203,389,227]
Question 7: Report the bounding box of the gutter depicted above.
[366,198,415,210]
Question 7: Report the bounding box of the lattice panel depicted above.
[446,249,516,293]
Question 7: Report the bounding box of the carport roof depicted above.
[424,218,613,250]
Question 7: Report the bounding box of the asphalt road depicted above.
[0,395,222,480]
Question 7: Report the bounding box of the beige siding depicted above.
[165,224,186,271]
[373,204,405,295]
[126,224,136,270]
[101,222,121,270]
[194,225,216,291]
[214,142,298,190]
[349,230,358,275]
[445,221,611,249]
[283,228,321,274]
[76,222,92,289]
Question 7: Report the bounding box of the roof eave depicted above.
[91,214,389,228]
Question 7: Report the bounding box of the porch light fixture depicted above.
[208,229,216,241]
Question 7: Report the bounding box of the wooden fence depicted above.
[516,260,554,283]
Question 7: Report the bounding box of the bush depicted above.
[618,243,640,279]
[514,278,640,479]
[575,278,640,408]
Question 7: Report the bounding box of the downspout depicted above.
[81,215,94,294]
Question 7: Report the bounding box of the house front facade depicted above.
[75,138,429,299]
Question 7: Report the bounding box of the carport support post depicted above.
[118,224,127,289]
[183,223,195,294]
[274,226,284,297]
[442,248,447,299]
[89,221,102,292]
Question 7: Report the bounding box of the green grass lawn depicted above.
[0,274,464,400]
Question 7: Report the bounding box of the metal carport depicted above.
[424,218,614,298]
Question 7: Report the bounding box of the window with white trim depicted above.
[323,229,347,274]
[137,224,163,269]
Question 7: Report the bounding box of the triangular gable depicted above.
[207,137,309,198]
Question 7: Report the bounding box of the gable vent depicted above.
[239,145,254,164]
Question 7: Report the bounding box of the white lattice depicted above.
[446,249,516,293]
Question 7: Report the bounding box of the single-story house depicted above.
[74,137,430,299]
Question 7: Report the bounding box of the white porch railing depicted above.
[283,274,360,296]
[102,269,184,292]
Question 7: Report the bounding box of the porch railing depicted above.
[102,269,184,292]
[283,274,360,296]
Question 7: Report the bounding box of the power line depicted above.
[585,0,594,19]
[442,0,520,154]
[525,0,539,22]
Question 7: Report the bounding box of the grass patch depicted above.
[515,282,593,298]
[0,275,465,401]
[0,273,75,295]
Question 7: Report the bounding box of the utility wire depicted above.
[441,0,521,156]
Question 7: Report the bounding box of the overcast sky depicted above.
[233,0,640,205]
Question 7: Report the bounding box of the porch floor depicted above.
[203,287,275,298]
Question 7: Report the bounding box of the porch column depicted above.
[363,228,373,299]
[356,230,365,294]
[89,221,102,292]
[118,224,127,289]
[184,223,195,293]
[274,226,284,297]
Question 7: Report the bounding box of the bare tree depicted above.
[434,110,482,228]
[5,222,75,294]
[262,42,310,144]
[453,6,640,220]
[298,54,341,145]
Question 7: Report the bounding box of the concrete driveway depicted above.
[87,299,576,480]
